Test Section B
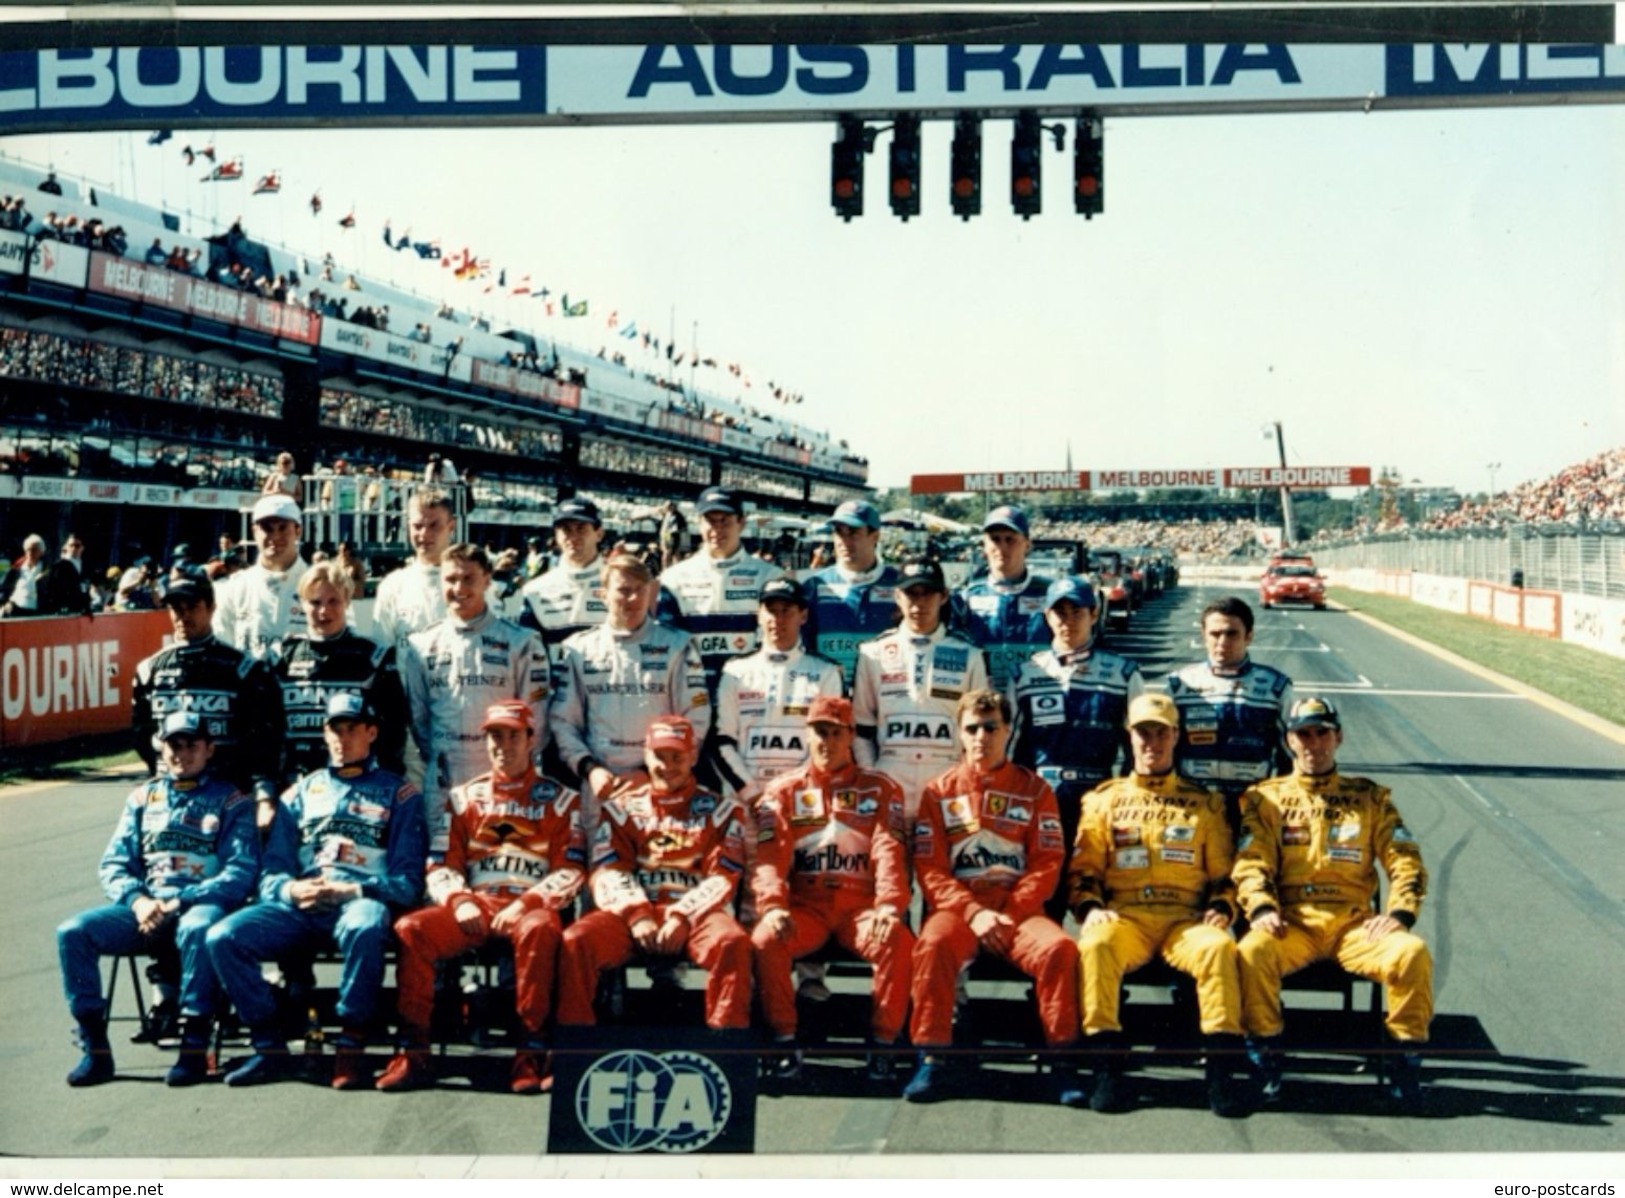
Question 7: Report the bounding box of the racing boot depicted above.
[761,1039,803,1083]
[1052,1049,1089,1109]
[646,959,685,998]
[794,961,832,1003]
[1246,1036,1283,1103]
[377,1025,434,1093]
[865,1040,902,1086]
[1085,1032,1128,1114]
[165,1017,214,1087]
[223,1037,290,1087]
[902,1051,959,1104]
[511,1036,553,1095]
[1388,1048,1425,1111]
[1205,1033,1247,1118]
[330,1028,373,1091]
[66,1013,115,1087]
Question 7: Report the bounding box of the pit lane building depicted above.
[0,159,872,568]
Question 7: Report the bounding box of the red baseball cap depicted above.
[805,696,855,727]
[481,701,534,733]
[644,715,696,752]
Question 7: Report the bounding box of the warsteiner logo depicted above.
[576,1049,732,1153]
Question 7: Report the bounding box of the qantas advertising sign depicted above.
[912,466,1373,493]
[0,44,1621,132]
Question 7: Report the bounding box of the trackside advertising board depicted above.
[0,44,1622,133]
[0,611,172,748]
[912,466,1373,492]
[89,252,320,343]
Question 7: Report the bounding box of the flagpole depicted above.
[689,319,697,396]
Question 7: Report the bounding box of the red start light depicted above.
[834,180,856,199]
[1077,176,1099,197]
[953,177,975,197]
[1014,177,1037,198]
[892,179,914,199]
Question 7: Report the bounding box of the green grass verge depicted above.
[1327,587,1625,728]
[0,733,142,788]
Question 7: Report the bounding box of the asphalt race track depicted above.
[4,580,1624,1168]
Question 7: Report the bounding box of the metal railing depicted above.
[1312,526,1625,599]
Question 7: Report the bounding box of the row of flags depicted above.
[142,129,806,402]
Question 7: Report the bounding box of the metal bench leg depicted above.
[105,955,153,1038]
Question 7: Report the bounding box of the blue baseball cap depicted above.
[696,486,743,517]
[159,711,212,742]
[160,574,214,606]
[1044,576,1097,611]
[759,577,809,607]
[982,505,1030,537]
[554,497,602,527]
[897,559,948,593]
[324,692,379,725]
[829,500,881,531]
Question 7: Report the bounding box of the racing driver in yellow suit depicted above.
[1069,692,1245,1116]
[1234,696,1432,1109]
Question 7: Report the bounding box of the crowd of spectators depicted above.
[458,419,560,460]
[578,435,711,486]
[1033,516,1264,560]
[0,194,33,232]
[0,327,283,420]
[5,166,865,493]
[3,411,278,491]
[721,462,803,501]
[646,389,860,467]
[500,346,555,373]
[334,300,390,331]
[1305,447,1625,547]
[321,389,448,443]
[1414,448,1625,533]
[318,388,563,465]
[8,201,131,256]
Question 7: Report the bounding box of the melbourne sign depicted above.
[2,44,1622,132]
[912,465,1372,493]
[89,252,320,344]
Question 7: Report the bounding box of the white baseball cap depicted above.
[252,494,302,525]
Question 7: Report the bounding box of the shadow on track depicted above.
[1348,761,1625,784]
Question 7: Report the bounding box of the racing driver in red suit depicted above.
[555,715,752,1030]
[904,689,1085,1106]
[751,695,914,1084]
[378,701,586,1095]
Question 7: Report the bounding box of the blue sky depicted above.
[9,96,1623,496]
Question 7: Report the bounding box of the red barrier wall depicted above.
[0,611,171,748]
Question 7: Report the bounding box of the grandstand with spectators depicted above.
[1348,447,1625,537]
[0,158,872,578]
[981,447,1625,584]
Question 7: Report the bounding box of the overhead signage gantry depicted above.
[4,36,1621,222]
[4,41,1622,131]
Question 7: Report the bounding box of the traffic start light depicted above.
[831,115,866,221]
[831,111,1097,223]
[949,114,981,221]
[1074,115,1104,218]
[889,114,922,221]
[1011,111,1043,220]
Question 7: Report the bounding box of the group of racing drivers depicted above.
[57,487,1433,1116]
